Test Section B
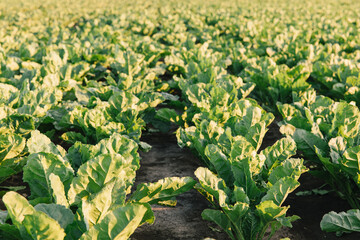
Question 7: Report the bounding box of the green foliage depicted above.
[278,90,360,210]
[1,132,195,239]
[180,114,306,239]
[321,210,360,235]
[2,0,360,238]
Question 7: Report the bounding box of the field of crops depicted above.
[1,0,360,239]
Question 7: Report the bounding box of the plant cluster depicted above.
[0,0,360,239]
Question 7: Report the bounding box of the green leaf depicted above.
[194,167,229,207]
[223,202,250,228]
[261,137,297,170]
[155,108,180,123]
[321,209,360,234]
[231,158,262,200]
[63,210,87,240]
[23,153,74,199]
[341,146,360,177]
[0,224,22,240]
[261,177,300,206]
[66,133,140,171]
[34,203,74,229]
[2,191,36,238]
[201,209,234,240]
[129,177,196,205]
[60,132,87,144]
[186,84,210,111]
[0,133,25,161]
[329,137,347,163]
[232,186,250,204]
[256,200,289,223]
[276,215,300,228]
[0,114,35,137]
[292,128,329,159]
[68,154,136,205]
[331,102,360,139]
[138,92,165,110]
[244,122,267,152]
[205,144,233,187]
[268,158,307,185]
[49,174,69,208]
[230,137,255,160]
[82,178,127,229]
[27,130,63,156]
[80,203,154,240]
[92,134,140,169]
[108,91,139,114]
[22,210,65,240]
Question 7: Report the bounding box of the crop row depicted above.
[1,0,360,239]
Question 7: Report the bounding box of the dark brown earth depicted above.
[132,132,228,240]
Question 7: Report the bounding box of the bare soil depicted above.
[132,132,228,240]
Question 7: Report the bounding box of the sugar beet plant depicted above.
[278,89,360,235]
[176,92,307,239]
[168,43,308,238]
[178,121,306,239]
[0,131,195,240]
[2,0,360,238]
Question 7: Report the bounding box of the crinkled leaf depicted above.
[341,146,360,178]
[230,137,255,161]
[262,177,300,206]
[22,210,65,240]
[268,158,307,185]
[23,153,74,199]
[292,128,329,159]
[256,200,289,223]
[331,102,360,139]
[244,122,267,152]
[34,203,74,229]
[0,114,35,137]
[194,167,229,207]
[27,130,63,156]
[68,154,136,205]
[321,209,360,234]
[108,91,139,115]
[0,133,25,161]
[82,178,127,229]
[129,177,196,205]
[66,134,139,171]
[49,174,69,207]
[231,159,262,200]
[79,203,154,240]
[261,137,297,170]
[205,144,233,187]
[223,202,250,228]
[2,191,35,238]
[329,137,347,164]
